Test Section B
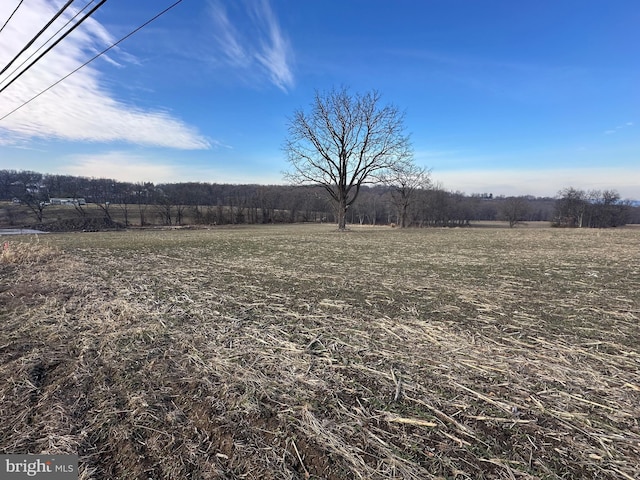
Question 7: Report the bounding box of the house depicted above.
[49,198,86,206]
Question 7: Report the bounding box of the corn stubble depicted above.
[1,225,639,479]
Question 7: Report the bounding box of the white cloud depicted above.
[209,0,294,92]
[0,1,209,149]
[251,0,294,91]
[210,6,249,68]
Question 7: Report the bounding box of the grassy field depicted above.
[1,224,639,479]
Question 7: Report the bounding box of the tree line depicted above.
[1,169,637,229]
[553,187,634,228]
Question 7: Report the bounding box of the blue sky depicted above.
[0,0,638,198]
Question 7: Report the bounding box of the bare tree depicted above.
[587,189,629,228]
[12,171,48,223]
[21,191,48,223]
[554,187,587,227]
[555,187,629,228]
[134,182,153,226]
[90,178,116,222]
[382,162,431,227]
[114,182,133,227]
[501,196,530,228]
[284,87,412,230]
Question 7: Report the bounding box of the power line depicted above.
[0,0,108,94]
[0,0,24,35]
[0,0,76,78]
[0,0,99,90]
[0,0,186,123]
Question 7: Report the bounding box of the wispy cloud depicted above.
[0,1,209,149]
[604,121,634,135]
[210,6,249,68]
[208,0,294,92]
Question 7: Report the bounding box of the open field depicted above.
[1,225,639,479]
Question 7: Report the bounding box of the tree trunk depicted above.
[121,203,129,226]
[337,197,347,230]
[400,203,409,228]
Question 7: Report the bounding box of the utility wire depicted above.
[0,0,186,123]
[0,0,98,90]
[0,0,24,35]
[0,0,108,94]
[0,0,75,77]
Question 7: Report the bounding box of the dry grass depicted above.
[1,225,639,479]
[0,236,59,265]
